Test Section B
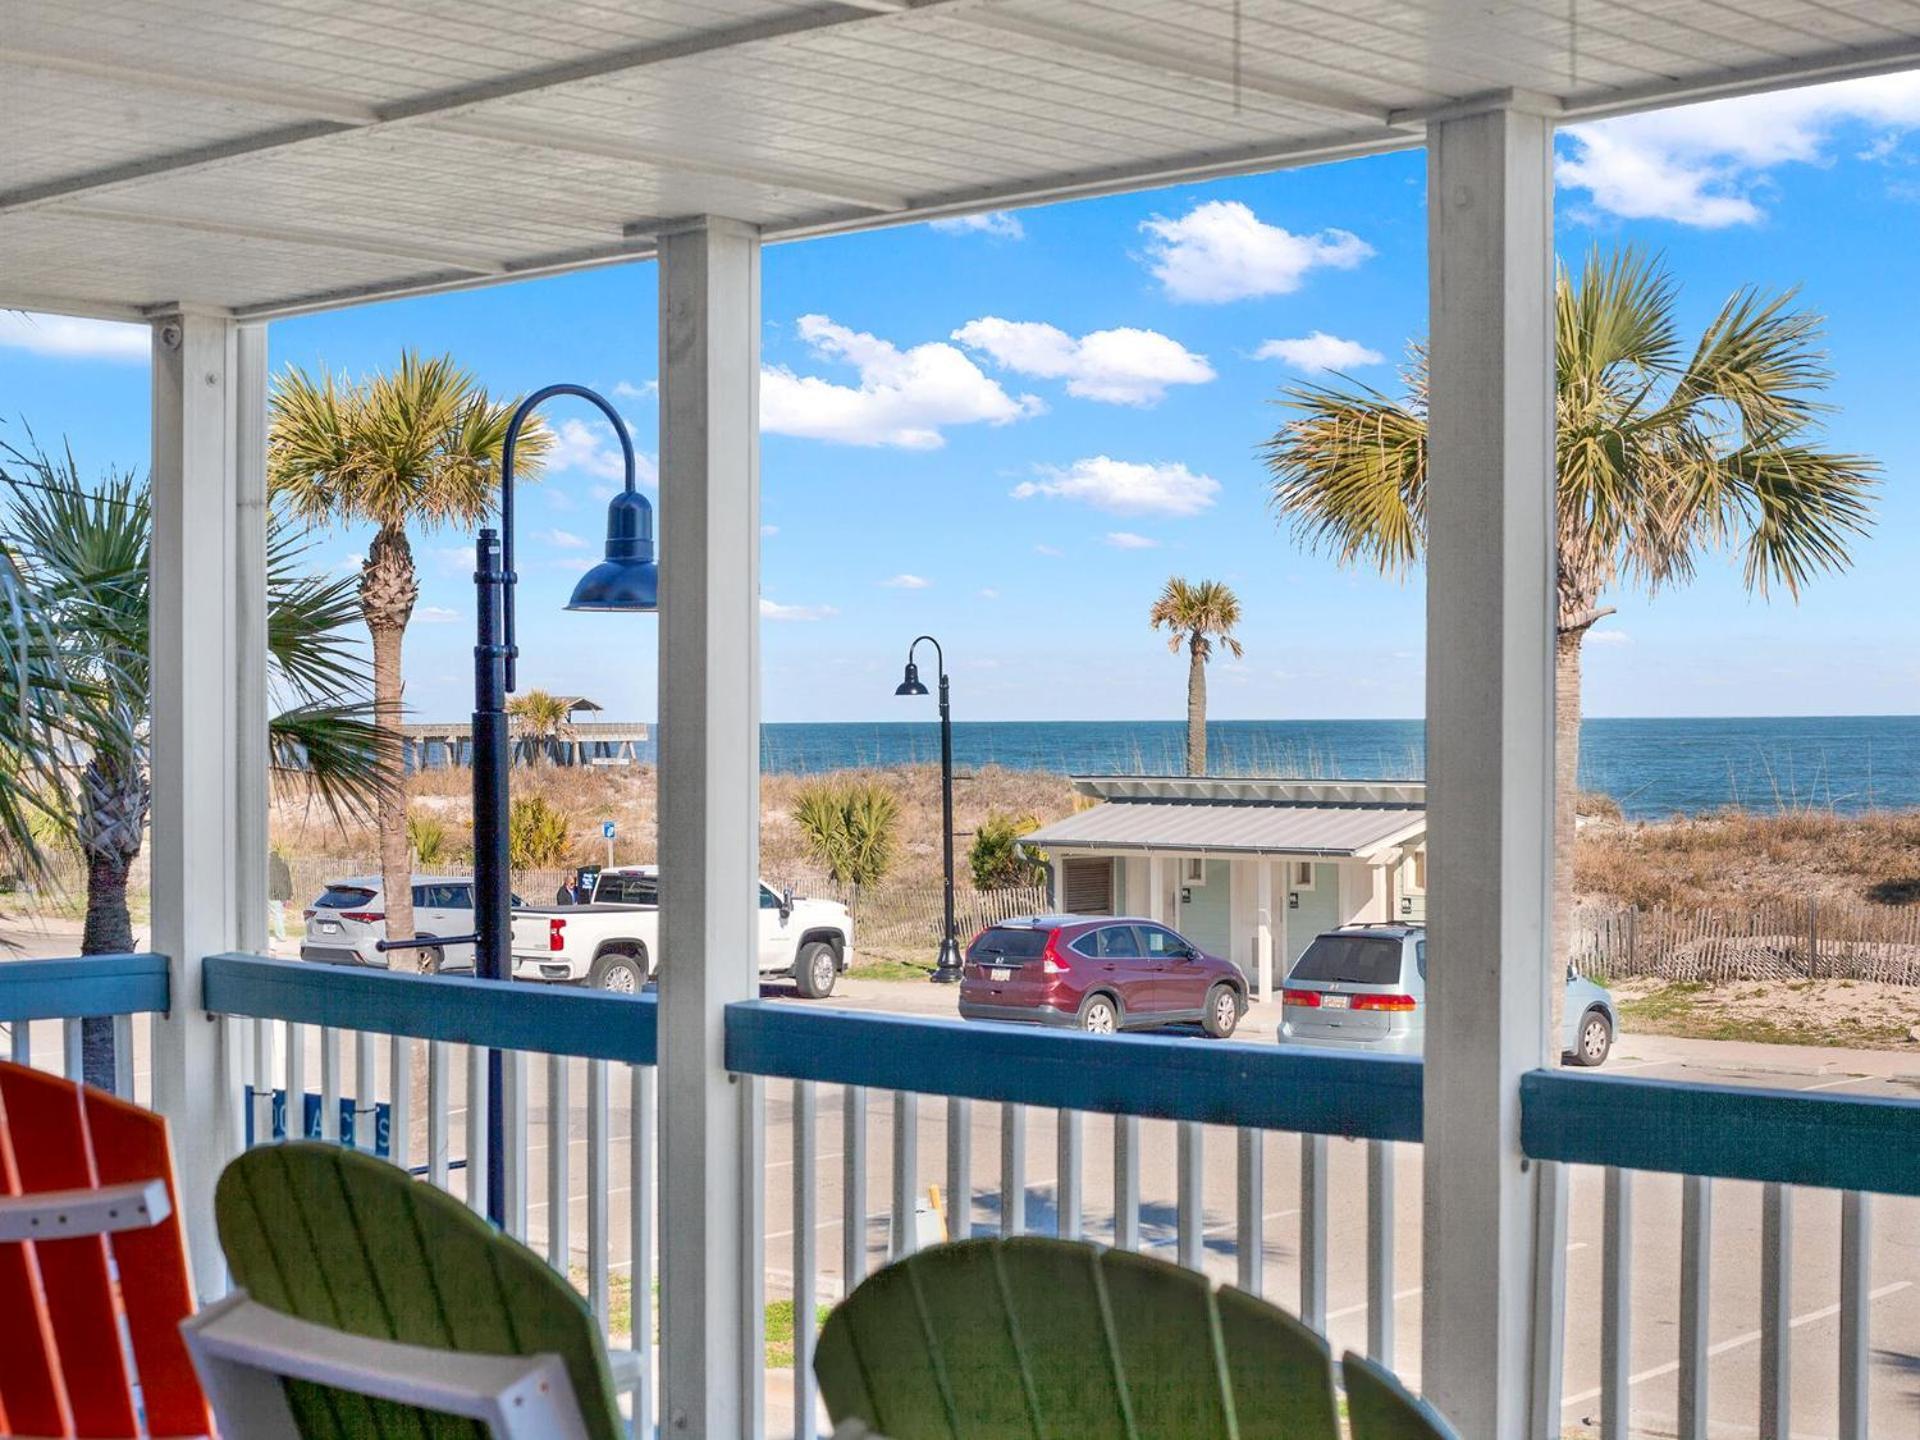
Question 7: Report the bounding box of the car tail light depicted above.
[302,909,316,922]
[1041,934,1071,975]
[549,917,567,952]
[340,911,384,924]
[1282,988,1321,1007]
[1352,993,1419,1012]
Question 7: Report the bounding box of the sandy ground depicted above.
[1613,974,1920,1049]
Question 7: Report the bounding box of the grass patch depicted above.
[1619,981,1916,1048]
[847,956,935,981]
[578,1271,830,1368]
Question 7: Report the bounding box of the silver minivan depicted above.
[1278,924,1617,1066]
[300,874,503,972]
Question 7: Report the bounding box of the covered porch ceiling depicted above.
[6,0,1920,323]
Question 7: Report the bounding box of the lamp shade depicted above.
[895,660,928,697]
[566,489,658,612]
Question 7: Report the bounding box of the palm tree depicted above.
[1,440,384,1087]
[1148,578,1244,775]
[1263,246,1877,1006]
[269,352,547,958]
[508,689,573,767]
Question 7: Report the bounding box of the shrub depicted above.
[406,811,455,867]
[968,811,1047,890]
[792,779,899,888]
[509,794,573,870]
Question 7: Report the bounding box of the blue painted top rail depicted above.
[0,952,169,1021]
[1522,1070,1920,1198]
[202,954,657,1065]
[725,1000,1424,1142]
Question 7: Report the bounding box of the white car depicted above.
[504,865,856,996]
[299,874,523,971]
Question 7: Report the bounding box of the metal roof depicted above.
[1024,798,1426,858]
[6,1,1920,320]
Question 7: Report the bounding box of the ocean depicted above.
[750,716,1920,821]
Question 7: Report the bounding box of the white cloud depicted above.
[417,605,460,624]
[1140,201,1372,303]
[761,524,779,537]
[0,312,148,361]
[613,379,657,401]
[930,211,1025,240]
[336,552,365,573]
[1588,629,1633,647]
[1104,531,1159,549]
[760,314,1044,449]
[1558,73,1920,226]
[436,546,477,575]
[1255,332,1384,374]
[953,318,1213,406]
[1033,544,1065,557]
[1012,456,1220,517]
[760,597,838,622]
[978,587,1000,600]
[543,528,586,550]
[879,573,931,589]
[547,417,629,482]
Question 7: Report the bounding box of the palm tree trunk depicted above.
[370,617,415,951]
[77,754,146,1092]
[1186,639,1207,776]
[1552,628,1583,1055]
[361,524,417,955]
[79,845,137,1090]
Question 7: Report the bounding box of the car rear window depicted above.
[1289,935,1405,986]
[314,885,377,910]
[596,874,658,905]
[968,927,1050,962]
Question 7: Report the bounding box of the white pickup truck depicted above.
[506,865,855,997]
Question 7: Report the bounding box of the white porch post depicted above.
[1146,855,1166,924]
[1421,100,1557,1439]
[656,215,762,1440]
[1254,861,1274,1000]
[149,311,260,1296]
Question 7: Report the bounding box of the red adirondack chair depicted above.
[0,1058,211,1439]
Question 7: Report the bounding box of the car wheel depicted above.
[1203,984,1240,1039]
[590,950,645,994]
[795,941,838,999]
[1570,1008,1612,1067]
[1078,994,1120,1034]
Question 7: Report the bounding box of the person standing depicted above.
[268,847,293,942]
[554,876,578,905]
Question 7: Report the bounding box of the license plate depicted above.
[317,921,340,934]
[1320,993,1350,1009]
[990,967,1011,982]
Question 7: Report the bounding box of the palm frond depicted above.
[1262,379,1426,573]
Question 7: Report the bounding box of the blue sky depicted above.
[5,74,1920,725]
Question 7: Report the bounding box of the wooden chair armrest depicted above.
[0,1177,171,1242]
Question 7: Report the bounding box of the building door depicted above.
[1285,861,1343,969]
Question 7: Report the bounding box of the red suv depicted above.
[958,915,1248,1038]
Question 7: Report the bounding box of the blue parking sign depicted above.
[602,820,616,839]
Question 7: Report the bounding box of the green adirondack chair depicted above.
[1341,1353,1459,1440]
[201,1141,625,1440]
[815,1236,1343,1440]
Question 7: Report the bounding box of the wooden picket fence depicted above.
[1573,897,1920,985]
[822,881,1051,964]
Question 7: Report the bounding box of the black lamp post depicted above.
[380,383,656,1227]
[896,636,962,983]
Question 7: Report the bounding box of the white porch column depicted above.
[1421,100,1557,1439]
[1146,855,1166,924]
[1254,861,1274,1000]
[656,215,762,1440]
[233,325,275,1145]
[149,311,259,1295]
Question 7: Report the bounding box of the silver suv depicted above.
[1278,924,1616,1066]
[300,874,515,972]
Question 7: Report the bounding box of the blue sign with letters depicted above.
[602,820,617,839]
[244,1086,391,1157]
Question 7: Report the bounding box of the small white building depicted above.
[1023,776,1428,999]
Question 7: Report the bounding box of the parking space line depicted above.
[1799,1073,1871,1091]
[1561,1281,1913,1409]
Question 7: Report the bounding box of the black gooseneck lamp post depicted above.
[896,636,963,983]
[380,383,656,1227]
